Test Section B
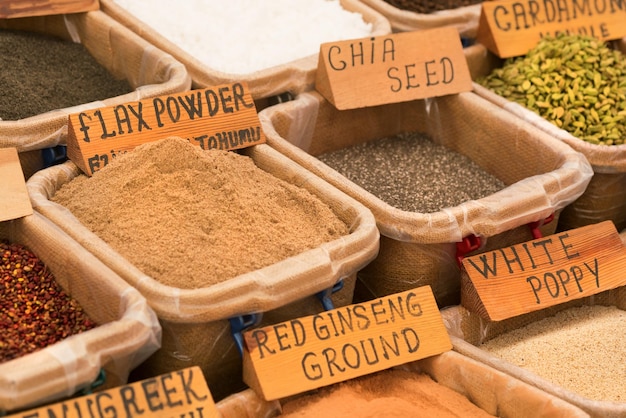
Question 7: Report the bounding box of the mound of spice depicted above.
[280,368,493,417]
[480,305,626,401]
[51,137,348,289]
[477,34,626,145]
[382,0,483,14]
[317,132,505,213]
[112,0,372,74]
[1,241,98,363]
[0,30,131,121]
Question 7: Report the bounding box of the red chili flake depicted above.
[0,240,98,363]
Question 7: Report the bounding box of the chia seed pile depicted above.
[317,132,505,213]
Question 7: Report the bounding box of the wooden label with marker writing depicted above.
[461,221,626,321]
[477,0,626,58]
[0,0,99,18]
[6,367,219,418]
[242,285,451,401]
[0,148,33,222]
[315,27,472,110]
[66,82,265,176]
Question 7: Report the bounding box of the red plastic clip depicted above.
[456,234,482,267]
[528,213,555,240]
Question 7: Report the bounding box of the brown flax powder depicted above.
[51,137,348,289]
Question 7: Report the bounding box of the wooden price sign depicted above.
[242,285,452,401]
[6,367,219,418]
[461,221,626,321]
[0,148,33,222]
[66,82,265,176]
[0,0,99,18]
[477,0,626,58]
[315,26,472,110]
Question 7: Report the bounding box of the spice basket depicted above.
[441,286,626,418]
[25,142,380,401]
[359,0,481,39]
[0,212,161,414]
[99,0,391,106]
[215,349,590,417]
[258,90,592,308]
[0,11,191,178]
[465,37,626,232]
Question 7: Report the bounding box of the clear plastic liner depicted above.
[25,142,380,401]
[0,11,191,152]
[99,0,391,103]
[216,350,591,417]
[465,37,626,232]
[441,286,626,418]
[360,0,482,38]
[258,90,593,307]
[0,213,161,413]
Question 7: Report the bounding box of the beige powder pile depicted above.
[481,304,626,401]
[280,369,493,417]
[51,137,348,289]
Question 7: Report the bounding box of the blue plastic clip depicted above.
[316,279,344,311]
[75,368,106,397]
[41,145,67,168]
[229,313,262,357]
[460,37,475,48]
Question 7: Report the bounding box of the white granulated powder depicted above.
[481,305,626,402]
[112,0,373,74]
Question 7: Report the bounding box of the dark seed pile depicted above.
[317,132,506,213]
[0,241,98,363]
[382,0,483,13]
[0,29,131,121]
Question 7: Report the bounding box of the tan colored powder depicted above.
[51,137,348,289]
[481,305,626,401]
[280,369,493,418]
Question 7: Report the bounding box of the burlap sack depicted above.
[465,38,626,232]
[99,0,391,105]
[360,0,482,38]
[25,143,380,401]
[0,11,191,178]
[442,287,626,418]
[0,212,161,414]
[258,90,593,308]
[216,349,590,417]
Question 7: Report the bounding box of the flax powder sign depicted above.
[460,221,626,321]
[242,286,452,400]
[66,82,265,176]
[477,0,626,58]
[315,26,472,110]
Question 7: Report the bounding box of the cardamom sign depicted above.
[460,221,626,321]
[7,367,219,418]
[242,285,451,401]
[315,26,472,110]
[66,82,265,176]
[477,0,626,58]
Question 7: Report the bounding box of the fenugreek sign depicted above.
[315,26,472,110]
[66,82,265,176]
[461,221,626,321]
[7,367,219,418]
[477,0,626,58]
[242,285,451,400]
